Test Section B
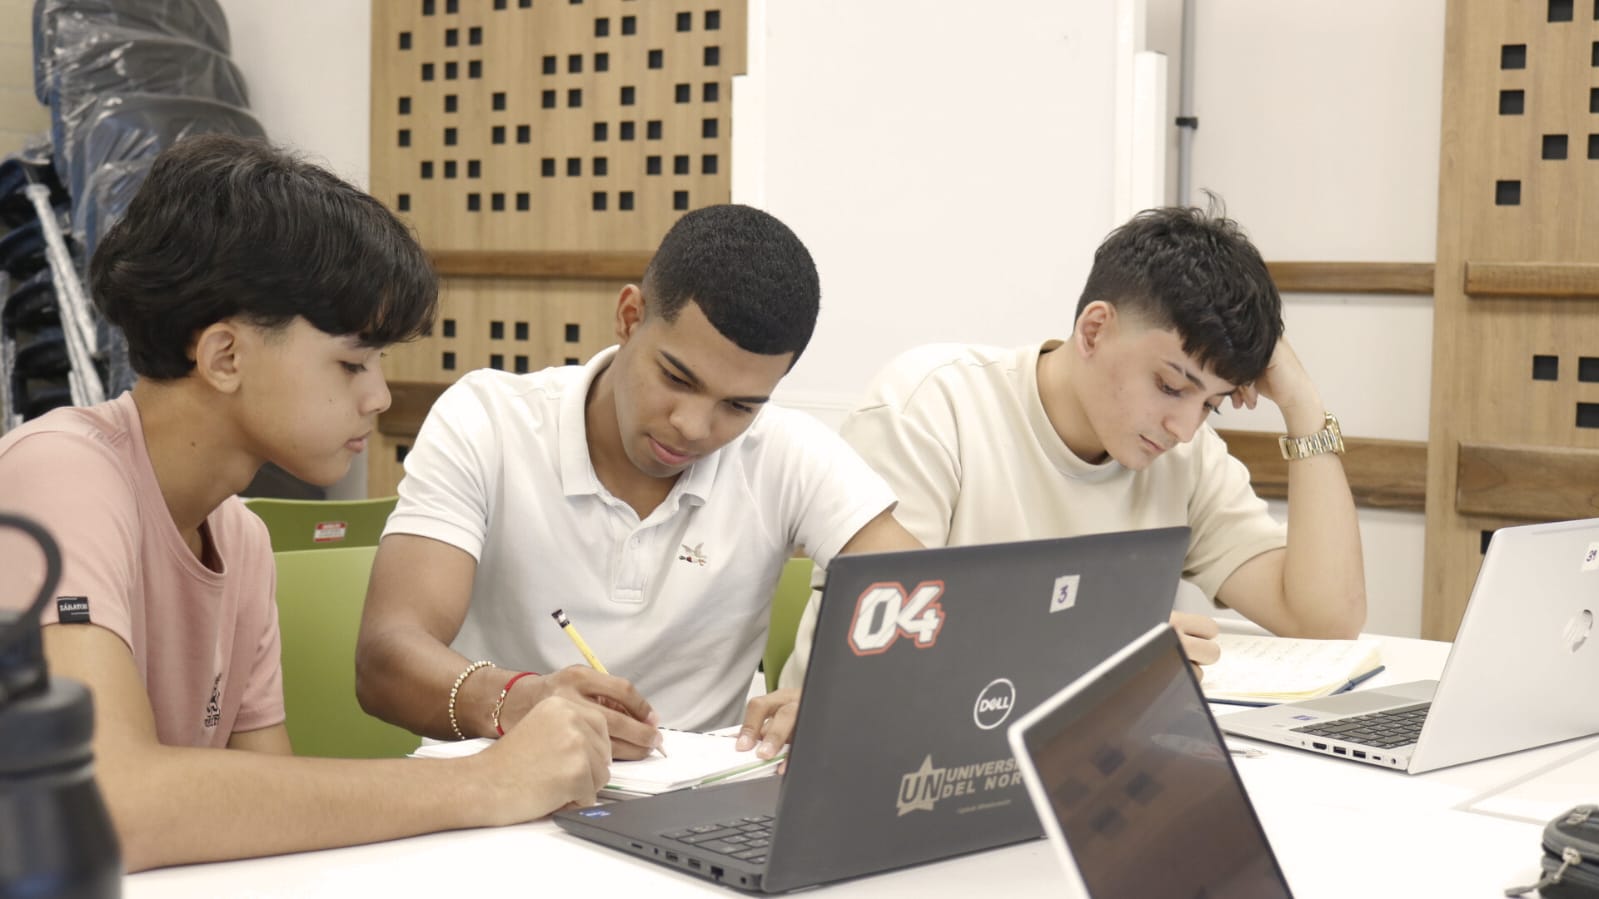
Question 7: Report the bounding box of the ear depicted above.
[614,284,646,343]
[1073,301,1117,358]
[191,321,245,395]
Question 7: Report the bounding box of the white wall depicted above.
[1176,0,1445,639]
[218,0,373,499]
[740,0,1124,423]
[741,0,1446,637]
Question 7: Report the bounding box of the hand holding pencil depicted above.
[550,608,668,759]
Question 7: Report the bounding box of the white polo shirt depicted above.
[384,347,896,730]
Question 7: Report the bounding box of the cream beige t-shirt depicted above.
[0,393,283,746]
[781,342,1286,686]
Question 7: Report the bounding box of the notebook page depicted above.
[1202,634,1383,703]
[606,729,782,793]
[409,729,782,794]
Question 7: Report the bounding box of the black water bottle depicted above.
[0,513,121,898]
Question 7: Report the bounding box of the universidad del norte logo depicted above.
[896,754,1025,816]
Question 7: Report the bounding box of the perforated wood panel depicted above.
[1423,0,1599,638]
[371,0,745,252]
[366,0,744,497]
[387,276,620,382]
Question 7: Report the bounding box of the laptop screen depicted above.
[1016,627,1292,899]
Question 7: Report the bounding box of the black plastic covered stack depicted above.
[0,0,264,432]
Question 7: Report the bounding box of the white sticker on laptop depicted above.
[1585,543,1599,571]
[1049,574,1080,613]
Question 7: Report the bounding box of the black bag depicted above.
[1507,805,1599,897]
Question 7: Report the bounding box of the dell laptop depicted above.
[1009,623,1294,898]
[1221,517,1599,774]
[555,528,1189,892]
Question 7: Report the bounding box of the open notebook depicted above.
[1201,633,1384,706]
[411,728,783,798]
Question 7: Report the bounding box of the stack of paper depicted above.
[410,727,783,798]
[1201,633,1385,706]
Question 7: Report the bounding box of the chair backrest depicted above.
[763,557,814,693]
[273,545,418,758]
[244,496,398,552]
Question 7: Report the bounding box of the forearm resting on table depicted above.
[104,742,491,872]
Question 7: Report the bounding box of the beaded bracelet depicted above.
[447,659,494,740]
[492,671,539,736]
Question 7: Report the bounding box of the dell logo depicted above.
[1563,610,1593,654]
[973,678,1017,730]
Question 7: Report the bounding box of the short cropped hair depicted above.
[90,134,437,380]
[1075,202,1282,386]
[642,204,819,363]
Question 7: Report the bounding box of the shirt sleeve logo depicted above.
[55,596,91,624]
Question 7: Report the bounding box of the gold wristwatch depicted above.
[1278,412,1345,460]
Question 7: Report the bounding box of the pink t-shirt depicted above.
[0,393,284,746]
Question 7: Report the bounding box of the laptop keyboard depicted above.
[1289,702,1430,749]
[661,815,774,864]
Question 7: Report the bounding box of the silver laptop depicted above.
[1008,623,1293,898]
[1221,517,1599,774]
[555,529,1188,892]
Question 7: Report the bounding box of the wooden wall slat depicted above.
[1265,261,1435,295]
[1463,262,1599,299]
[431,249,651,280]
[1455,442,1599,521]
[1217,430,1428,512]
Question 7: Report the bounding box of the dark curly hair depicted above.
[1075,200,1282,386]
[642,204,819,365]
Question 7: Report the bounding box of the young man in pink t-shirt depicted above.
[0,135,616,872]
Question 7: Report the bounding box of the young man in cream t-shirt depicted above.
[781,206,1368,691]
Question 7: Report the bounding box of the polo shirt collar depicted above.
[557,345,721,505]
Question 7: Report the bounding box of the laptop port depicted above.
[711,866,725,880]
[1312,742,1327,751]
[1352,750,1367,759]
[1333,747,1347,755]
[665,852,678,863]
[688,859,701,870]
[629,842,644,851]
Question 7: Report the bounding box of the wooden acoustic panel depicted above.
[1423,1,1599,640]
[383,275,621,384]
[371,0,747,253]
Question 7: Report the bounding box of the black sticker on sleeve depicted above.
[56,596,91,624]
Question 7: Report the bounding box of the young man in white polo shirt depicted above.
[356,205,919,761]
[777,205,1368,696]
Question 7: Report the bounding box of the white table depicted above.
[125,632,1584,898]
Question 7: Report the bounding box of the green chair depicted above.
[273,545,419,758]
[244,496,398,552]
[762,558,815,693]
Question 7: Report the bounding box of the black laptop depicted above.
[555,528,1189,892]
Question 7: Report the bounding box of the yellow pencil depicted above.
[550,608,666,757]
[551,608,609,674]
